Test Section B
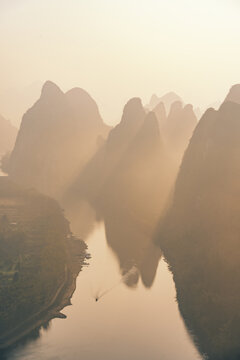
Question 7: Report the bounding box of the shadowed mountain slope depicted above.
[157,85,240,360]
[69,98,176,230]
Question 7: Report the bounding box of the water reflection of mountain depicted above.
[0,177,87,353]
[163,255,240,360]
[63,193,161,289]
[158,236,240,360]
[102,201,162,288]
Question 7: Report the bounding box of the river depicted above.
[5,219,202,360]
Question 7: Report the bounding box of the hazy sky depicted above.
[0,0,240,125]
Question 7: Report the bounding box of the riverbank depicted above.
[0,237,88,351]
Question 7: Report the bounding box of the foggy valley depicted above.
[0,1,240,359]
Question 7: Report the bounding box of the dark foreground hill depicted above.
[157,85,240,360]
[0,177,87,350]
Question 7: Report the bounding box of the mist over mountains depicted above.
[1,79,240,358]
[67,95,177,231]
[153,101,197,160]
[2,81,198,218]
[5,81,110,198]
[1,0,240,356]
[0,82,42,127]
[3,81,239,240]
[0,114,17,155]
[1,81,197,289]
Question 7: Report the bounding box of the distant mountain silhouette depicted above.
[69,97,176,229]
[151,100,197,167]
[157,85,240,359]
[101,111,171,226]
[147,92,182,112]
[103,98,147,191]
[162,101,197,154]
[0,114,17,154]
[6,81,110,198]
[66,97,146,203]
[224,84,240,105]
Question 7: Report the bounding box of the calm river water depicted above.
[5,219,202,360]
